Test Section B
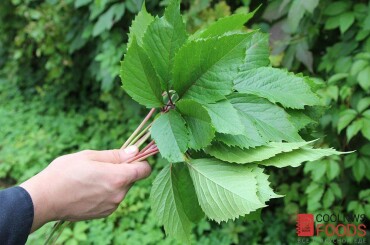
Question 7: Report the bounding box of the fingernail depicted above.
[124,145,138,155]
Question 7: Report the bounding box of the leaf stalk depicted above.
[121,108,156,149]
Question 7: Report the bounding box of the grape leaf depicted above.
[151,110,189,162]
[142,0,188,89]
[151,163,203,243]
[203,100,246,135]
[229,94,302,142]
[190,11,256,40]
[127,4,154,48]
[187,158,266,222]
[234,67,321,109]
[173,33,253,103]
[259,147,345,168]
[205,141,311,164]
[176,99,215,150]
[120,39,164,108]
[215,133,264,149]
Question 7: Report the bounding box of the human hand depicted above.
[20,146,151,232]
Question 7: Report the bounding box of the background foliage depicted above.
[0,0,369,244]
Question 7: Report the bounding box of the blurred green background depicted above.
[1,0,370,244]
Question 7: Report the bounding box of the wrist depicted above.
[20,171,58,232]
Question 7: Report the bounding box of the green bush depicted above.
[1,0,369,244]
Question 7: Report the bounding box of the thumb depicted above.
[85,145,139,163]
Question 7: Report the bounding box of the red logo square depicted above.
[297,214,314,237]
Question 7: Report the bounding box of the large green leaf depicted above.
[120,39,164,108]
[234,67,320,109]
[171,163,205,223]
[287,110,316,130]
[190,11,256,39]
[176,99,215,150]
[259,147,345,168]
[229,94,302,142]
[215,133,264,149]
[173,33,253,103]
[240,32,270,71]
[203,100,246,135]
[151,110,189,162]
[205,141,310,164]
[150,163,203,243]
[142,0,188,89]
[127,4,154,48]
[187,158,265,222]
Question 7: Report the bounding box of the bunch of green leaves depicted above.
[2,1,293,244]
[120,0,343,242]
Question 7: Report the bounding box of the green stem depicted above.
[129,123,152,146]
[167,89,174,106]
[51,221,69,244]
[121,108,155,149]
[135,131,151,148]
[44,221,70,245]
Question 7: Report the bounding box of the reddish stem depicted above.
[146,144,158,152]
[127,148,159,163]
[140,140,155,153]
[127,149,159,163]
